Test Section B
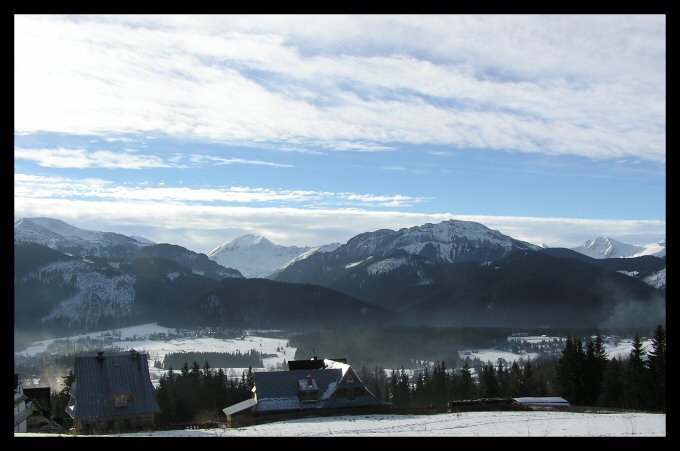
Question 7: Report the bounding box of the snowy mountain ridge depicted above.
[335,219,540,264]
[571,237,665,259]
[207,235,315,278]
[14,217,152,260]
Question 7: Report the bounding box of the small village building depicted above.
[512,397,570,409]
[223,358,388,427]
[66,351,160,432]
[14,375,31,433]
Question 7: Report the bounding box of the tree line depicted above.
[556,325,665,411]
[154,361,254,426]
[161,350,264,370]
[371,325,665,412]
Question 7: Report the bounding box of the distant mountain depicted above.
[571,237,665,259]
[14,217,149,260]
[14,242,395,335]
[207,234,313,278]
[130,235,156,245]
[136,243,242,280]
[274,219,539,287]
[541,247,666,290]
[340,250,665,329]
[187,277,397,330]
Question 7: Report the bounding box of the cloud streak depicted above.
[15,147,292,170]
[14,15,665,162]
[14,173,427,208]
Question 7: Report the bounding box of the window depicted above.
[114,394,127,407]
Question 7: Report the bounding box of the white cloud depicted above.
[14,15,665,162]
[14,147,168,169]
[14,196,665,254]
[188,154,293,168]
[14,173,427,208]
[14,147,292,170]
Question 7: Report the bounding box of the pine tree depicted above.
[556,337,586,404]
[507,361,523,397]
[584,335,608,406]
[457,361,476,400]
[496,360,509,397]
[646,325,666,411]
[628,334,649,410]
[599,357,625,408]
[479,363,499,398]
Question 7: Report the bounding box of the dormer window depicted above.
[114,394,128,407]
[297,375,319,402]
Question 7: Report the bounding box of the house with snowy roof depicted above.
[223,358,388,427]
[66,351,161,432]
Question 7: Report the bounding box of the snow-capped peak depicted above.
[572,237,664,259]
[340,219,539,263]
[207,234,272,256]
[14,217,146,260]
[207,234,313,278]
[279,243,343,270]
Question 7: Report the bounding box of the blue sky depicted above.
[14,15,665,252]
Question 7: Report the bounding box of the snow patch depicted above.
[643,269,666,289]
[366,257,408,276]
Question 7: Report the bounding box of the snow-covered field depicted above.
[458,337,653,367]
[459,349,540,365]
[15,411,665,437]
[16,323,297,385]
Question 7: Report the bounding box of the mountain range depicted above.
[14,217,665,340]
[571,236,666,259]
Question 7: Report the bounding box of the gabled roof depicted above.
[223,398,257,416]
[254,368,342,413]
[513,397,570,406]
[249,364,386,414]
[68,352,160,420]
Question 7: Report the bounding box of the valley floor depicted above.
[16,411,665,437]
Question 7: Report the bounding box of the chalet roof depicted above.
[513,397,570,406]
[254,368,341,407]
[68,352,160,420]
[223,398,257,417]
[250,365,386,414]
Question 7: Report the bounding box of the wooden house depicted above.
[66,351,160,432]
[223,358,388,427]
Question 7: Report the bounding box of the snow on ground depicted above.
[16,411,665,437]
[459,349,539,365]
[507,335,563,344]
[16,323,177,356]
[16,323,297,386]
[604,338,653,361]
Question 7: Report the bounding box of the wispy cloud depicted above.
[14,147,168,169]
[188,154,293,168]
[15,147,292,170]
[14,15,665,162]
[14,173,427,208]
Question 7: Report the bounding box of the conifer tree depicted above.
[646,325,666,411]
[628,334,648,410]
[556,337,586,404]
[507,361,523,397]
[599,357,625,408]
[457,361,476,400]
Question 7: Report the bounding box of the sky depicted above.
[14,15,666,253]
